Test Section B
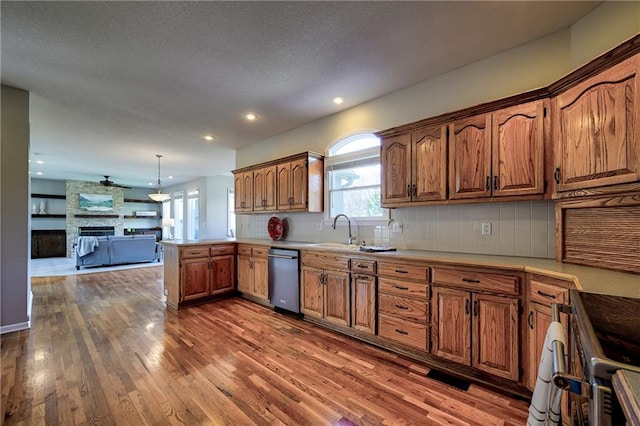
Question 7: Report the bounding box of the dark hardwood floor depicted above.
[2,266,529,425]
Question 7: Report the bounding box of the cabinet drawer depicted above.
[378,313,428,351]
[180,247,210,259]
[237,244,252,257]
[351,259,377,275]
[379,294,428,322]
[378,262,429,282]
[379,278,428,299]
[210,245,235,256]
[252,246,269,258]
[432,267,519,295]
[302,252,350,271]
[529,280,567,306]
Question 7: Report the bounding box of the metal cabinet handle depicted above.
[493,176,498,190]
[412,184,417,197]
[395,269,408,274]
[528,311,534,329]
[395,329,409,335]
[486,176,490,190]
[554,167,561,184]
[356,264,370,269]
[407,184,411,197]
[462,278,480,283]
[465,299,470,315]
[356,275,370,281]
[537,290,557,299]
[394,285,409,290]
[395,304,409,310]
[473,300,479,316]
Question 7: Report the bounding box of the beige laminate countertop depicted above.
[160,238,640,299]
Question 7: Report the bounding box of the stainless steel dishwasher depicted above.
[267,248,300,314]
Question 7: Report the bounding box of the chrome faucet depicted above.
[332,214,355,244]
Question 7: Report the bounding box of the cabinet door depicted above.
[301,266,324,318]
[234,172,253,212]
[431,287,471,365]
[210,255,235,295]
[263,166,277,211]
[412,125,448,201]
[381,133,412,205]
[492,100,545,197]
[352,274,376,334]
[325,270,350,327]
[472,293,519,380]
[276,164,291,210]
[237,256,251,293]
[554,55,640,191]
[181,258,210,301]
[289,158,308,210]
[253,168,266,211]
[233,173,245,211]
[448,115,492,199]
[251,257,269,300]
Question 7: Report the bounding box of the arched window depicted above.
[327,132,382,219]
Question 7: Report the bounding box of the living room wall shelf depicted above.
[31,193,66,200]
[123,215,162,219]
[74,214,119,219]
[32,214,66,218]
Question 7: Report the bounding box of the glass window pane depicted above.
[330,187,382,218]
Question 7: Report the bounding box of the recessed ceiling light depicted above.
[204,135,215,141]
[148,182,153,186]
[36,171,43,175]
[244,113,258,121]
[333,96,345,105]
[36,160,44,164]
[168,176,174,179]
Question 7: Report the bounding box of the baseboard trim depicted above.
[1,320,30,335]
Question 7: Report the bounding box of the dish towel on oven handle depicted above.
[527,321,566,425]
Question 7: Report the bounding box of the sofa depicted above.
[75,235,161,270]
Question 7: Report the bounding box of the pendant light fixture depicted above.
[148,154,170,202]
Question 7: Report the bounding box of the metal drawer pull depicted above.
[394,285,409,290]
[537,290,557,299]
[356,275,370,281]
[395,304,409,310]
[190,251,201,255]
[395,269,408,274]
[357,264,370,269]
[395,329,409,335]
[527,311,534,329]
[462,278,480,283]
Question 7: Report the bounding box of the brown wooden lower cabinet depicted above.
[236,244,269,301]
[31,229,66,258]
[431,286,520,381]
[351,258,377,334]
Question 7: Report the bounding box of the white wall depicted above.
[235,2,640,259]
[1,85,31,333]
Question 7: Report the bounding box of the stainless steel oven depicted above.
[551,292,640,425]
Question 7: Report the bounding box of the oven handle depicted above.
[550,303,585,395]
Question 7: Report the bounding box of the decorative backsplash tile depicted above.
[237,200,556,259]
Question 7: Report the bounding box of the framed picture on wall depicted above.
[79,193,114,211]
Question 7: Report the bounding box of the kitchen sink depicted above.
[308,242,363,251]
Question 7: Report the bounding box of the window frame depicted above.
[324,132,387,224]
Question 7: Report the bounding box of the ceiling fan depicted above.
[99,176,131,189]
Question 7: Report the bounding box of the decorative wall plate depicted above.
[268,216,284,241]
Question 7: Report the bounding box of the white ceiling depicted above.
[2,1,600,188]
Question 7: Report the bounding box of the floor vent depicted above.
[426,369,470,391]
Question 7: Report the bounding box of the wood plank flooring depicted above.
[1,266,529,425]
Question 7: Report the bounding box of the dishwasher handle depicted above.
[267,253,298,260]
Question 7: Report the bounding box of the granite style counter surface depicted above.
[160,238,640,299]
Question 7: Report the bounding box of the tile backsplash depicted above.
[237,200,555,259]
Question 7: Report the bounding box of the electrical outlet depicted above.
[481,222,492,235]
[163,289,168,296]
[316,222,323,231]
[392,222,403,234]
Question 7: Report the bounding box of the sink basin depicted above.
[308,242,362,251]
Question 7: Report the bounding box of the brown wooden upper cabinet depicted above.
[234,171,253,212]
[553,55,640,193]
[252,166,276,212]
[233,152,323,214]
[381,124,448,207]
[449,100,545,200]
